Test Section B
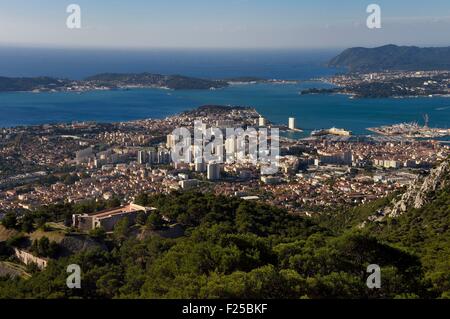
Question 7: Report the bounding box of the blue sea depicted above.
[0,47,449,136]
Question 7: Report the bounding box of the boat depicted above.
[311,127,352,137]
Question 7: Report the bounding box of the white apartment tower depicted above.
[289,117,296,130]
[258,117,267,127]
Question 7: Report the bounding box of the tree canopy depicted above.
[1,188,447,299]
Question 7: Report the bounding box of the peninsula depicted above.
[0,73,298,93]
[328,44,450,72]
[300,45,450,98]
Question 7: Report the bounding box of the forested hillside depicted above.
[1,184,448,298]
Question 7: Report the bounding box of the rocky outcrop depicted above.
[384,160,449,218]
[59,236,107,256]
[138,224,185,240]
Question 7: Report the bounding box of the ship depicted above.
[311,127,352,137]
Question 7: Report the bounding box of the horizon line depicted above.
[1,42,449,52]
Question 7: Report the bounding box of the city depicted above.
[1,105,448,215]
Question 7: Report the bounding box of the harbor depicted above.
[367,119,450,138]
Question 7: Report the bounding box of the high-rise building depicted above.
[258,117,267,127]
[148,149,158,164]
[342,151,353,165]
[137,150,147,164]
[75,147,94,165]
[225,136,237,162]
[318,151,353,166]
[158,149,171,164]
[166,134,176,149]
[289,117,296,130]
[194,161,206,172]
[179,179,200,190]
[207,163,221,181]
[216,119,235,127]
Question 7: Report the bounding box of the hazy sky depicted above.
[1,0,449,49]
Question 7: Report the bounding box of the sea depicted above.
[0,47,449,137]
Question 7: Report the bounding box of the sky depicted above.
[0,0,449,49]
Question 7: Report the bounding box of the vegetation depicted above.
[88,227,107,242]
[1,198,122,233]
[30,237,59,258]
[300,88,338,95]
[1,213,18,230]
[366,183,450,298]
[146,212,165,230]
[0,186,447,299]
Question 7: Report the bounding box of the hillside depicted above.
[0,190,444,299]
[368,161,450,298]
[328,44,450,72]
[317,159,450,298]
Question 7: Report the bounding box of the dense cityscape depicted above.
[1,105,447,215]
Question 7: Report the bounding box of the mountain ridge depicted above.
[329,44,450,72]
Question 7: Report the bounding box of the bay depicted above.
[0,82,449,137]
[0,47,448,136]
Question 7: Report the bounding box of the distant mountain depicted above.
[328,44,450,72]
